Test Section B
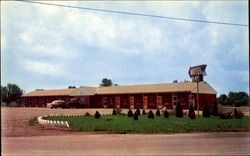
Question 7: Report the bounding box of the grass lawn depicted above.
[43,114,250,133]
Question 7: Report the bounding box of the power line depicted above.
[17,0,248,27]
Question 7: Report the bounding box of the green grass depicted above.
[43,115,250,134]
[29,117,38,126]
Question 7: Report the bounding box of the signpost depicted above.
[188,65,207,116]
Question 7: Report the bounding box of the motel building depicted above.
[21,81,217,110]
[21,65,216,110]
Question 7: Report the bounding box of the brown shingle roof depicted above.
[96,81,216,95]
[22,88,78,97]
[70,86,97,96]
[22,81,216,97]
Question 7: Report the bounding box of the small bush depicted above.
[133,112,138,120]
[116,107,122,114]
[175,102,183,118]
[164,110,169,118]
[233,108,244,119]
[94,111,101,119]
[148,110,154,119]
[112,108,117,115]
[202,104,210,117]
[136,108,141,116]
[127,109,133,117]
[142,109,146,115]
[218,111,233,119]
[156,109,160,116]
[189,111,196,119]
[84,112,90,116]
[29,117,38,126]
[188,105,195,119]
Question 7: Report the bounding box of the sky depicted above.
[1,1,249,95]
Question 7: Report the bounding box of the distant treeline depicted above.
[217,92,249,107]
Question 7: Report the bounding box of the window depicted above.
[172,95,178,107]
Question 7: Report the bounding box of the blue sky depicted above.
[1,1,248,95]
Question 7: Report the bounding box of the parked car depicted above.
[46,100,65,109]
[65,98,84,108]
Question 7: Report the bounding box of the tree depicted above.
[217,94,227,105]
[188,105,196,119]
[218,92,249,106]
[100,78,115,87]
[1,84,24,107]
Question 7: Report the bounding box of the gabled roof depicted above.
[70,86,97,96]
[22,81,216,97]
[22,88,78,97]
[96,81,216,95]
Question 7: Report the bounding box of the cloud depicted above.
[22,60,65,76]
[1,1,248,94]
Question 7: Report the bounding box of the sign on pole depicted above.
[188,65,207,116]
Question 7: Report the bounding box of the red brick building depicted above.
[21,81,216,110]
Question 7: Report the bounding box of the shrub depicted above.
[94,111,101,119]
[133,112,138,120]
[116,107,122,114]
[142,109,146,115]
[188,105,195,118]
[233,108,244,119]
[175,102,183,117]
[148,110,154,119]
[156,109,160,116]
[202,104,210,117]
[189,111,196,119]
[218,111,233,119]
[136,108,141,116]
[112,108,117,115]
[84,112,90,116]
[164,110,169,118]
[212,101,218,116]
[127,109,133,117]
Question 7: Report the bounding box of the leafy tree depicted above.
[1,84,24,107]
[100,78,113,87]
[217,92,249,106]
[217,94,227,105]
[142,109,146,115]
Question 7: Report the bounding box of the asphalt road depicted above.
[2,132,250,155]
